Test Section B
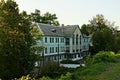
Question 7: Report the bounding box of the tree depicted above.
[81,24,94,36]
[30,9,59,26]
[0,0,42,79]
[92,27,114,53]
[88,14,116,54]
[89,14,108,31]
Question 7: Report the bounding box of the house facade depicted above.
[33,23,91,63]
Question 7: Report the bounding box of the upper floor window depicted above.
[45,37,47,43]
[50,47,52,53]
[63,38,64,43]
[52,37,54,43]
[56,47,58,52]
[84,39,85,42]
[56,37,57,43]
[72,35,74,45]
[66,38,70,45]
[56,37,59,43]
[58,38,59,43]
[50,37,52,43]
[80,35,81,44]
[76,34,78,45]
[60,37,64,43]
[50,37,54,43]
[52,47,54,53]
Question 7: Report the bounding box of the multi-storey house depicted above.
[33,23,91,63]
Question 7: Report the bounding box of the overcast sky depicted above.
[14,0,120,28]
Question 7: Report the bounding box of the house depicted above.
[32,23,91,63]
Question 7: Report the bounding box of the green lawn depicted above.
[74,57,120,80]
[96,62,120,80]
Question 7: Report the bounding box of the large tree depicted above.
[82,14,119,53]
[0,0,42,79]
[81,24,94,36]
[30,9,59,26]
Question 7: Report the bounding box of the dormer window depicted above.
[51,29,56,32]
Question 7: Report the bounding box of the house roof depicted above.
[63,25,78,36]
[33,23,80,37]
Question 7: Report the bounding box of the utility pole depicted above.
[58,42,59,66]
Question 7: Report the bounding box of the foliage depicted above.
[73,62,109,80]
[30,9,59,26]
[84,55,93,66]
[92,27,114,52]
[81,24,94,36]
[58,72,72,80]
[38,61,60,78]
[0,0,42,79]
[13,75,35,80]
[60,59,80,64]
[39,76,51,80]
[96,63,120,80]
[87,14,119,53]
[13,75,51,80]
[92,51,116,64]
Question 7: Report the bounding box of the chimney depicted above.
[61,24,64,32]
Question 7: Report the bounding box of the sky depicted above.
[14,0,120,28]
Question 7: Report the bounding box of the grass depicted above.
[96,62,120,80]
[73,54,120,80]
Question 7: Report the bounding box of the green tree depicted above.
[92,27,114,52]
[30,9,59,26]
[81,24,94,35]
[0,0,42,79]
[89,14,108,31]
[89,14,116,53]
[112,31,120,53]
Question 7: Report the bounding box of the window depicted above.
[80,35,81,44]
[56,47,58,52]
[63,38,64,43]
[50,37,52,43]
[58,38,59,43]
[56,37,57,43]
[52,38,54,43]
[52,47,54,53]
[72,35,74,45]
[76,49,78,52]
[73,50,75,52]
[50,47,52,53]
[76,34,78,45]
[61,38,62,43]
[45,48,47,54]
[66,38,69,45]
[84,39,85,42]
[45,37,47,43]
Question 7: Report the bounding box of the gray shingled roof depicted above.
[37,23,65,36]
[33,23,79,37]
[63,25,78,36]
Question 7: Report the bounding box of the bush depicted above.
[13,75,35,80]
[84,55,93,66]
[92,51,116,64]
[38,61,59,78]
[13,75,51,80]
[58,72,72,80]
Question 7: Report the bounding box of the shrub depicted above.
[92,51,116,64]
[38,61,59,78]
[84,55,93,66]
[13,75,35,80]
[58,72,72,80]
